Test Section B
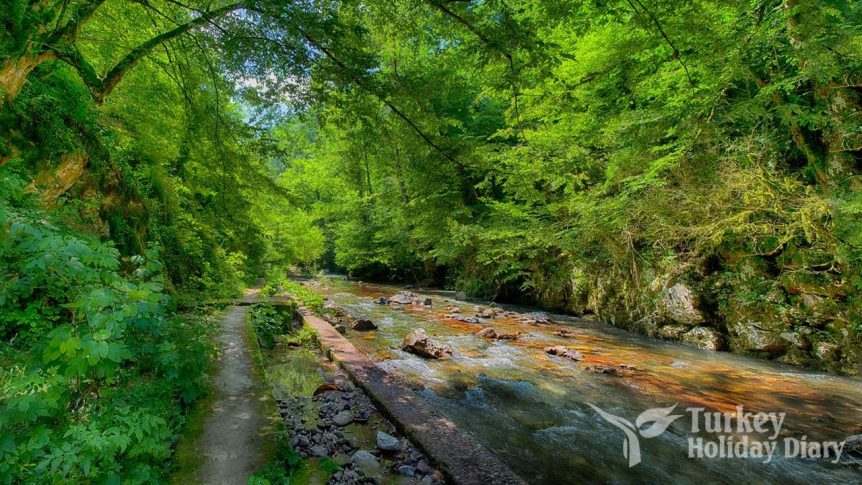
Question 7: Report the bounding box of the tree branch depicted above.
[300,30,466,169]
[54,1,245,103]
[627,0,695,86]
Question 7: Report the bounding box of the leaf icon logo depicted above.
[589,403,681,467]
[636,404,683,438]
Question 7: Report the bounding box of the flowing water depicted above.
[307,277,862,484]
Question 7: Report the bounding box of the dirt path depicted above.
[198,303,270,484]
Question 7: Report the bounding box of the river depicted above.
[305,277,862,484]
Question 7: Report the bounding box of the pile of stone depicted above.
[277,379,445,485]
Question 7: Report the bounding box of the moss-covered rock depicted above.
[681,327,724,351]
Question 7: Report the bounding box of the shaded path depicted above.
[198,301,270,484]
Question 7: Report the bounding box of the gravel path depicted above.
[198,304,269,484]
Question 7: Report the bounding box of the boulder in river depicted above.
[544,346,582,361]
[476,327,519,340]
[334,324,348,335]
[376,296,389,305]
[352,319,378,331]
[839,434,862,465]
[401,329,453,359]
[423,297,433,306]
[554,329,576,338]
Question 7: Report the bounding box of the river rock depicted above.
[839,434,862,465]
[376,431,401,451]
[446,305,461,313]
[659,283,704,325]
[544,346,582,361]
[477,308,499,319]
[658,324,688,340]
[389,291,417,304]
[401,329,453,359]
[780,330,810,350]
[681,326,724,351]
[423,297,433,306]
[376,296,389,305]
[728,320,787,354]
[310,445,329,457]
[446,314,480,324]
[333,410,353,426]
[520,312,552,324]
[815,341,840,362]
[585,364,636,377]
[334,324,348,335]
[476,327,519,340]
[351,450,381,475]
[397,465,417,477]
[554,329,576,338]
[352,319,377,331]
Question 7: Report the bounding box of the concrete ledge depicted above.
[299,309,526,485]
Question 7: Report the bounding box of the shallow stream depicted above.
[308,277,862,484]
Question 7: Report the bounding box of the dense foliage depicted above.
[272,0,862,373]
[0,171,218,482]
[0,1,319,481]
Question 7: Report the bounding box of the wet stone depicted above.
[352,319,378,331]
[376,431,401,451]
[351,450,381,475]
[310,445,329,457]
[333,410,354,426]
[544,346,582,361]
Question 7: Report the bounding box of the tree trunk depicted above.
[0,51,58,103]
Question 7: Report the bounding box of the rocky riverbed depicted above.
[267,333,445,485]
[299,277,862,485]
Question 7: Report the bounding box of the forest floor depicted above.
[197,293,275,484]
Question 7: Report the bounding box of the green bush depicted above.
[250,303,298,349]
[0,177,216,483]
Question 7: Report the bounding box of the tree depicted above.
[0,0,244,104]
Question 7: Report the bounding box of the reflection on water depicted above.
[310,278,862,484]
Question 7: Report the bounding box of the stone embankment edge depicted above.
[297,308,527,485]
